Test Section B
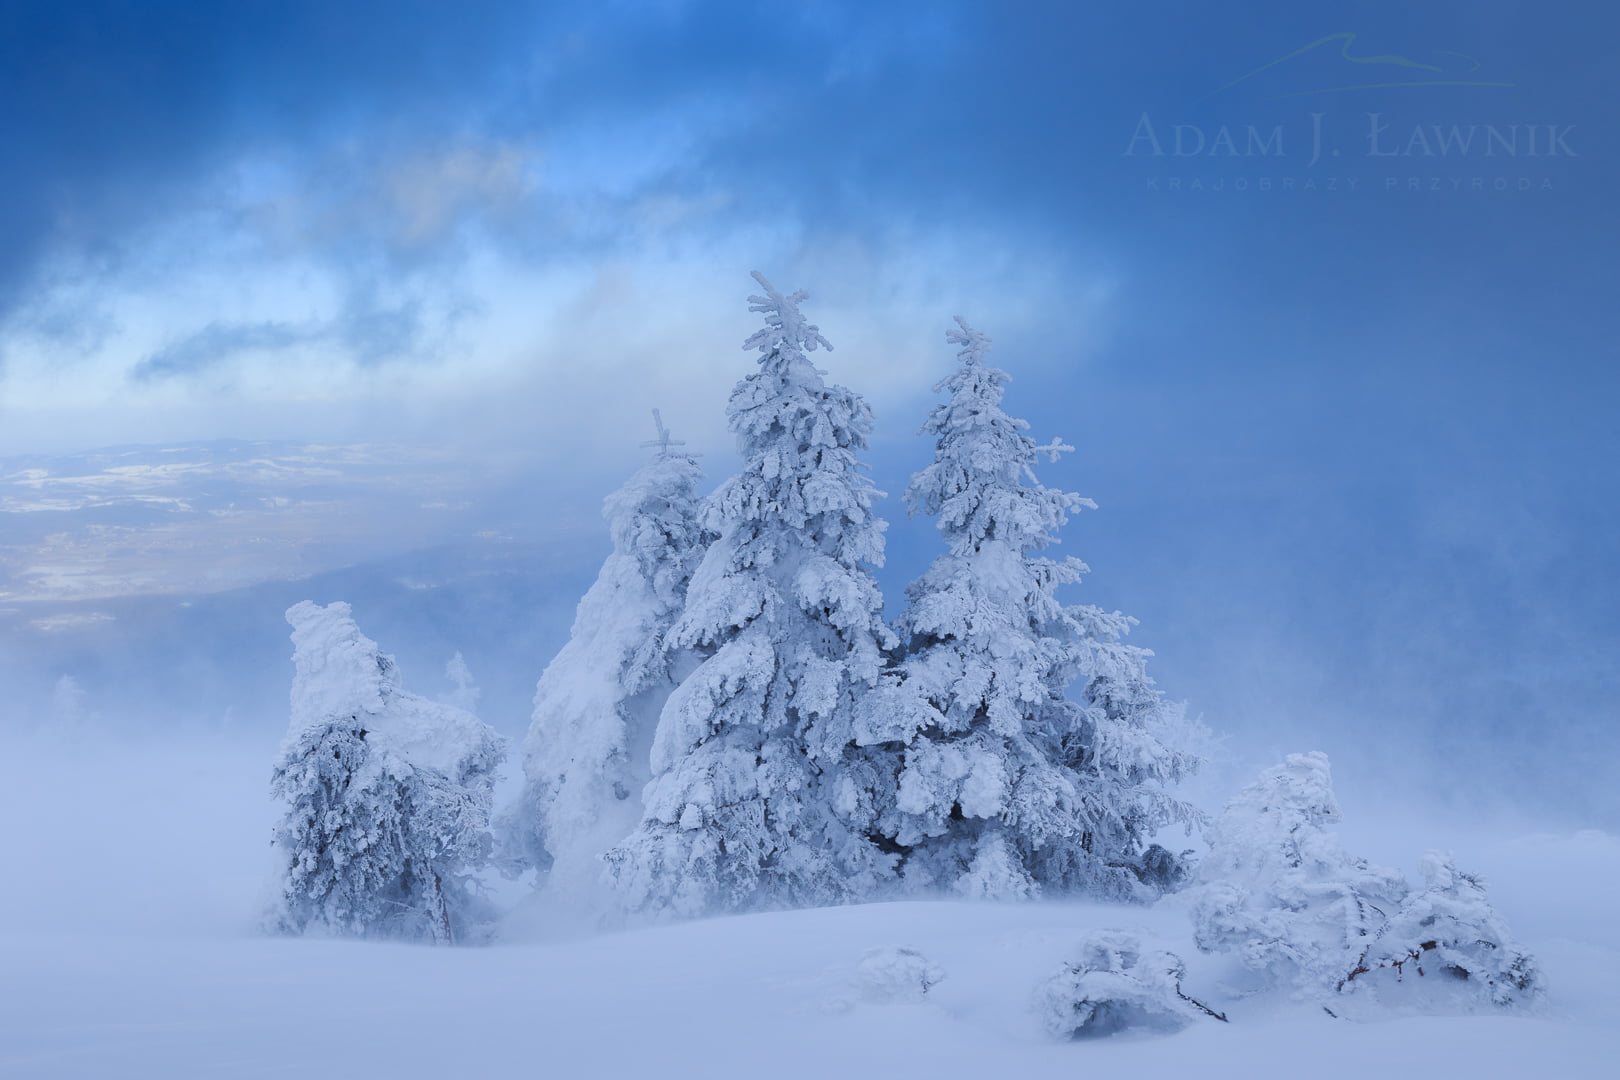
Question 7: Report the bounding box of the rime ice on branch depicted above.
[509,410,706,911]
[269,601,505,944]
[607,273,896,917]
[854,318,1199,901]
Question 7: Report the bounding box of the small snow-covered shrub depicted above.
[1342,851,1541,1007]
[855,945,946,1002]
[1190,752,1407,991]
[270,602,505,944]
[1036,930,1224,1039]
[1193,752,1541,1008]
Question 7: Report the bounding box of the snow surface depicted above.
[2,735,1617,1078]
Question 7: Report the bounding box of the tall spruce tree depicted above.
[855,318,1198,901]
[509,412,706,909]
[606,273,896,918]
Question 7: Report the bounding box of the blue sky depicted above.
[1,1,1615,820]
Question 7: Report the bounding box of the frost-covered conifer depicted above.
[606,273,896,917]
[856,318,1198,900]
[270,601,505,944]
[509,413,706,906]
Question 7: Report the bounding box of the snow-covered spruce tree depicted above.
[270,601,505,944]
[605,273,896,918]
[508,412,706,904]
[854,318,1199,901]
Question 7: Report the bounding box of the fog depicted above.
[3,393,1613,831]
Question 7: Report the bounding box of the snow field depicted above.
[1,738,1615,1079]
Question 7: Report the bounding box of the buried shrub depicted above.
[1340,851,1540,1007]
[1193,753,1541,1008]
[1036,930,1225,1039]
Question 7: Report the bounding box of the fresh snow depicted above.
[283,600,500,777]
[1,737,1615,1079]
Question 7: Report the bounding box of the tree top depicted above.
[946,315,992,366]
[744,270,833,357]
[640,408,690,460]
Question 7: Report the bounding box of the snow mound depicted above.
[854,945,946,1002]
[1036,929,1225,1039]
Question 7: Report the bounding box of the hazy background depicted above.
[1,1,1614,827]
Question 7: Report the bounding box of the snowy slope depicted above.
[1,737,1615,1079]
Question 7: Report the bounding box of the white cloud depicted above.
[1,210,1099,459]
[29,611,116,633]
